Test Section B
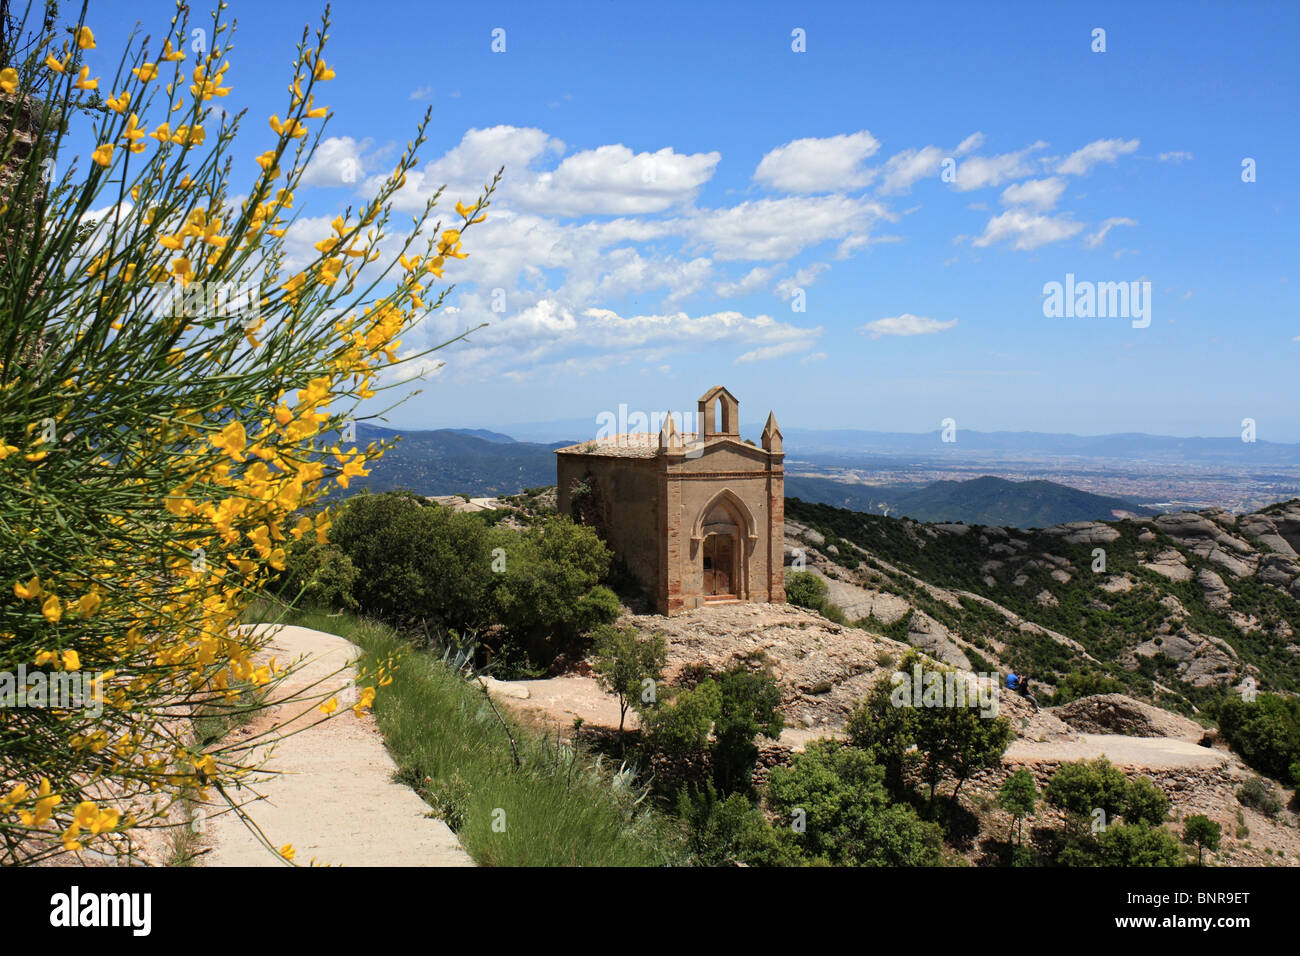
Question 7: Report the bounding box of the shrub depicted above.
[331,491,492,631]
[764,740,943,866]
[277,536,359,611]
[1213,693,1300,784]
[784,569,827,610]
[676,781,803,867]
[1051,669,1126,705]
[1236,776,1283,818]
[711,666,784,797]
[0,2,494,861]
[487,516,616,663]
[1045,758,1132,831]
[1059,823,1182,867]
[642,679,721,756]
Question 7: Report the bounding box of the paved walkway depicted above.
[202,624,472,867]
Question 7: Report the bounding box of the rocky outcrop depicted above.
[1044,520,1121,545]
[1053,694,1204,739]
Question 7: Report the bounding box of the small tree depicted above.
[1181,814,1221,866]
[591,624,666,744]
[711,665,784,797]
[998,768,1038,845]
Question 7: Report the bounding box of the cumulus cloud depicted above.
[972,209,1085,250]
[859,314,958,338]
[754,131,880,193]
[951,141,1048,191]
[689,194,892,261]
[715,265,780,298]
[1085,216,1138,248]
[876,146,945,194]
[416,299,821,380]
[1000,177,1066,210]
[520,143,720,215]
[302,136,371,188]
[1056,137,1139,176]
[775,263,830,300]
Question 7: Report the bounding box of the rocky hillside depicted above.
[785,497,1300,715]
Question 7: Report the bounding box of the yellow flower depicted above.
[62,649,81,671]
[44,53,66,73]
[0,439,20,461]
[76,591,102,618]
[90,143,114,167]
[280,844,296,861]
[162,38,185,62]
[76,26,95,49]
[132,62,158,82]
[0,67,17,93]
[105,90,130,114]
[73,65,98,90]
[210,420,248,461]
[41,594,63,623]
[313,58,335,81]
[319,696,338,715]
[13,576,41,600]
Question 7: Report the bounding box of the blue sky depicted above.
[100,0,1299,440]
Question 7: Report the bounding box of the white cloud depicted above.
[419,300,821,380]
[860,314,958,338]
[876,146,945,194]
[972,209,1084,250]
[775,263,829,299]
[689,194,892,261]
[1084,216,1138,248]
[715,265,780,298]
[754,131,880,193]
[520,144,720,215]
[800,351,828,364]
[1056,137,1139,176]
[951,141,1048,191]
[302,136,371,188]
[1000,177,1066,210]
[409,85,433,101]
[955,132,985,155]
[1159,150,1192,163]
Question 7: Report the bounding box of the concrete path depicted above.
[1006,732,1231,770]
[202,624,472,867]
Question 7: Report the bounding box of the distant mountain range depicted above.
[418,418,1300,466]
[346,423,569,497]
[785,475,1155,528]
[348,423,1157,526]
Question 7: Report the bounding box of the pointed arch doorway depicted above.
[693,490,754,603]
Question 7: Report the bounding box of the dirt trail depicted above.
[202,624,471,867]
[1006,733,1230,770]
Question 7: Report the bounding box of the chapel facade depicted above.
[555,386,785,616]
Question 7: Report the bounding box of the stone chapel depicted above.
[555,386,785,616]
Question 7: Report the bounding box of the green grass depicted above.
[244,601,683,866]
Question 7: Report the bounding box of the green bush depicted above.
[764,740,943,866]
[486,516,617,663]
[784,569,827,610]
[642,679,722,756]
[1236,776,1283,818]
[1058,823,1182,867]
[1051,669,1126,705]
[277,535,360,611]
[711,667,784,797]
[1213,693,1300,784]
[675,782,804,867]
[331,491,491,631]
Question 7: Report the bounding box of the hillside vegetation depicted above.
[785,497,1300,716]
